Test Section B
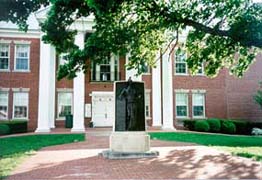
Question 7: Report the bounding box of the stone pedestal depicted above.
[101,131,159,159]
[110,131,150,152]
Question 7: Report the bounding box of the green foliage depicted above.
[1,0,262,79]
[149,132,262,147]
[0,124,10,135]
[183,120,195,130]
[194,120,210,132]
[254,90,262,109]
[221,120,237,134]
[207,119,221,132]
[231,120,251,135]
[0,120,27,134]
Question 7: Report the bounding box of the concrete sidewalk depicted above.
[7,130,262,179]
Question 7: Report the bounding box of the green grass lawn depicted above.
[149,132,262,161]
[0,134,85,179]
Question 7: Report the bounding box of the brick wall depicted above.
[0,37,40,131]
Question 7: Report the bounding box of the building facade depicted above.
[1,10,262,132]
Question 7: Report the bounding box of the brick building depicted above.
[0,10,262,132]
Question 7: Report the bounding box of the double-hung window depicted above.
[175,49,187,75]
[15,44,30,71]
[192,93,205,118]
[57,92,72,118]
[0,92,8,119]
[0,44,10,70]
[175,93,188,118]
[13,92,29,119]
[145,91,151,118]
[91,55,119,81]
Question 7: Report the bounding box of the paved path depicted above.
[7,130,262,179]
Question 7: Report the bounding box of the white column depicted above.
[35,36,56,132]
[162,49,175,130]
[125,54,142,81]
[152,52,162,126]
[72,32,85,132]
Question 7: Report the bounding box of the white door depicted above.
[92,92,114,127]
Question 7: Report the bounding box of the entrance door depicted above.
[91,92,114,127]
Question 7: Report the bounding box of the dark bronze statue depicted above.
[115,78,145,131]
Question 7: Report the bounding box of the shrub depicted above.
[207,119,221,132]
[0,120,27,134]
[194,120,210,132]
[0,124,10,135]
[221,120,236,134]
[183,120,195,130]
[231,120,250,135]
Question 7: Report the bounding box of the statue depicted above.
[115,77,145,131]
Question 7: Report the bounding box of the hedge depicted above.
[183,118,262,135]
[0,120,27,135]
[194,120,210,132]
[221,120,236,134]
[0,124,10,135]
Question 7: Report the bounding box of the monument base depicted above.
[101,150,159,159]
[101,131,158,159]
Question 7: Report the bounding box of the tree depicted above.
[254,82,262,109]
[1,0,262,79]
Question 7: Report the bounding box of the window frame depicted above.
[91,55,119,82]
[195,63,205,76]
[175,92,189,119]
[145,90,151,119]
[12,92,29,120]
[14,44,30,72]
[0,43,10,71]
[57,91,73,120]
[192,92,206,119]
[0,91,9,120]
[174,49,188,76]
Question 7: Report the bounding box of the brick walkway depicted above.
[7,129,262,179]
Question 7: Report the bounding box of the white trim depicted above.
[0,39,12,44]
[145,90,151,119]
[12,92,29,120]
[12,88,30,92]
[0,29,40,38]
[0,88,10,91]
[174,49,188,76]
[14,44,31,72]
[192,89,206,93]
[57,88,73,92]
[192,92,206,119]
[14,40,31,45]
[174,89,190,93]
[57,91,73,119]
[175,92,189,119]
[0,43,10,71]
[0,91,9,120]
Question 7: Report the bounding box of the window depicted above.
[58,92,72,118]
[13,92,29,119]
[0,44,9,70]
[192,93,205,118]
[196,63,204,75]
[145,91,151,118]
[0,92,8,119]
[15,44,30,71]
[91,55,119,81]
[175,49,187,75]
[143,63,150,74]
[176,93,188,118]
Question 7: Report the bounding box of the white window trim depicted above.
[0,43,10,72]
[14,44,31,72]
[0,91,9,120]
[174,49,188,76]
[192,92,206,119]
[145,89,151,119]
[12,92,29,120]
[91,54,119,81]
[175,92,189,119]
[195,63,205,76]
[56,91,73,120]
